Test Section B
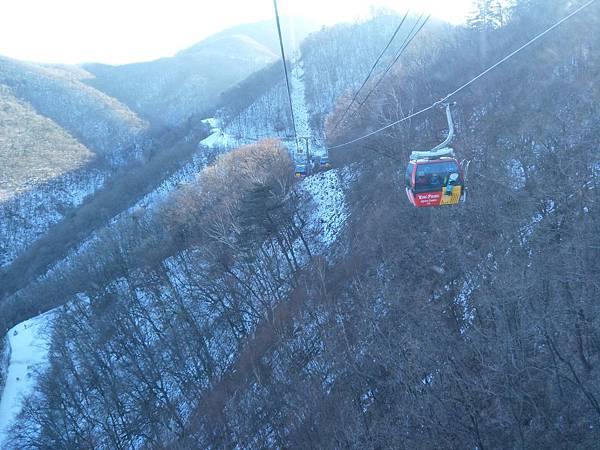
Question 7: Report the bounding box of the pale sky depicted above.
[0,0,474,65]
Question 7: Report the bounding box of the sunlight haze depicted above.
[0,0,474,65]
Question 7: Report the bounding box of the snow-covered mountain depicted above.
[0,13,438,444]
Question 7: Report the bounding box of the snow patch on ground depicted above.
[202,117,219,129]
[299,167,358,251]
[507,159,526,190]
[448,252,497,334]
[592,161,600,179]
[201,118,255,150]
[454,275,479,334]
[0,311,55,447]
[519,212,544,244]
[200,128,240,149]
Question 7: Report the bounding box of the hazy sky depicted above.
[0,0,474,65]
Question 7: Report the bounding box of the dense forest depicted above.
[1,0,600,448]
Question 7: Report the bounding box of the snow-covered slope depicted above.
[0,55,151,269]
[0,56,148,159]
[299,166,358,252]
[0,311,54,448]
[0,170,106,268]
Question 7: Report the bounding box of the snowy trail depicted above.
[0,311,54,447]
[299,166,358,251]
[290,63,311,139]
[290,61,325,160]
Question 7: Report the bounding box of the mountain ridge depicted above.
[81,19,317,126]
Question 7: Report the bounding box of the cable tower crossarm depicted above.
[273,0,298,145]
[327,0,598,151]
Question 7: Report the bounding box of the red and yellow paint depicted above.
[407,186,462,207]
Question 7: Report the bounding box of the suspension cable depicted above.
[350,14,430,117]
[331,11,410,133]
[328,0,598,151]
[273,0,298,145]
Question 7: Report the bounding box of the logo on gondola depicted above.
[416,192,442,206]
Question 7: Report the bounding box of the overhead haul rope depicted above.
[273,0,298,146]
[350,14,431,118]
[328,0,598,151]
[330,10,411,134]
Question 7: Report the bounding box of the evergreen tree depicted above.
[468,0,507,30]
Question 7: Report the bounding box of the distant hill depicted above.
[0,85,94,201]
[178,18,314,57]
[0,56,148,272]
[0,56,147,159]
[82,19,317,127]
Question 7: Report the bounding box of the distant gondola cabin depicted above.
[295,164,307,178]
[320,155,331,169]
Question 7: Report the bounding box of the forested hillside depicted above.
[0,20,312,278]
[0,57,147,157]
[2,1,600,448]
[216,13,428,144]
[0,56,149,270]
[0,85,93,201]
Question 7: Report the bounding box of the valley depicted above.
[1,2,600,448]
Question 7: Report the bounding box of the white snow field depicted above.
[200,117,242,149]
[300,168,353,250]
[0,311,55,448]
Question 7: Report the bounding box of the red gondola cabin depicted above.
[405,153,464,207]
